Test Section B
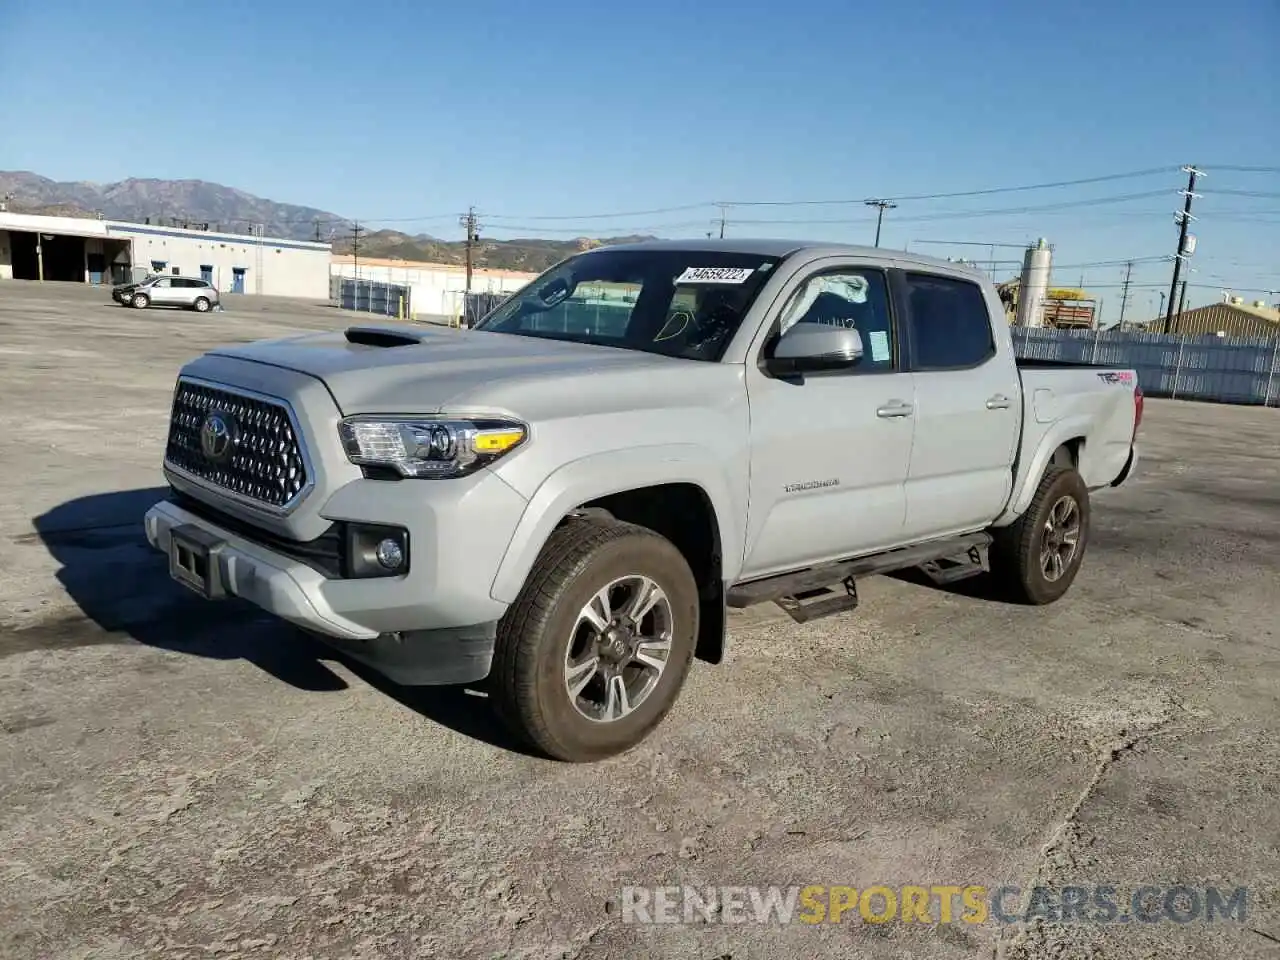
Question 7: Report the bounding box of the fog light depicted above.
[375,538,404,570]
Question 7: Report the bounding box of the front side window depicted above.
[904,273,995,369]
[474,249,785,361]
[773,268,896,371]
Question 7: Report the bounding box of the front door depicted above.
[899,271,1022,540]
[148,277,177,304]
[741,264,915,579]
[200,265,213,285]
[232,268,246,294]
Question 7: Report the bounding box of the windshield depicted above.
[473,248,784,361]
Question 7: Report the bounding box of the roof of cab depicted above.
[594,237,987,275]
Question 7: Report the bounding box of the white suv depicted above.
[128,276,220,313]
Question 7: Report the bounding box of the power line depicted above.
[717,165,1179,207]
[1202,165,1280,173]
[483,202,712,222]
[1206,188,1280,199]
[722,189,1172,226]
[1076,281,1277,294]
[254,165,1198,229]
[1053,255,1172,270]
[477,220,711,235]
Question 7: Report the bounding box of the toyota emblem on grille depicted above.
[199,411,238,463]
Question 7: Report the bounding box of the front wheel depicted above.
[989,466,1090,604]
[131,293,150,309]
[490,518,699,762]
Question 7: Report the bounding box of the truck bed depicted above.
[1012,364,1139,501]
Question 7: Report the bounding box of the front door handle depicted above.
[876,400,914,419]
[986,394,1012,410]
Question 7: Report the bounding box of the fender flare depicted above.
[995,415,1092,526]
[489,444,742,604]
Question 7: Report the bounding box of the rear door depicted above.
[897,270,1022,540]
[174,278,200,306]
[741,261,915,578]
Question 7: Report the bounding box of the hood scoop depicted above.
[344,325,433,348]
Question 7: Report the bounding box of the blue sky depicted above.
[2,0,1277,317]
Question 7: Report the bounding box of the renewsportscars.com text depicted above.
[620,884,1249,925]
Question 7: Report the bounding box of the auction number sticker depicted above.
[677,266,755,284]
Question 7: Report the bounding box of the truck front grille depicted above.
[165,379,310,509]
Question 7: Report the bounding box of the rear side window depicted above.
[904,273,995,369]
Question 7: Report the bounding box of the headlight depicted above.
[337,416,527,478]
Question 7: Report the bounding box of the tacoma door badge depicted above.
[783,478,839,493]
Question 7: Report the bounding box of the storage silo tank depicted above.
[1015,238,1053,327]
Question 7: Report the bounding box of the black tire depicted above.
[193,297,211,312]
[989,466,1090,605]
[491,518,699,762]
[131,293,150,309]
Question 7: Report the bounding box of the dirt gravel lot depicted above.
[0,281,1277,960]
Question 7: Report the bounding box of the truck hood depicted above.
[207,323,695,416]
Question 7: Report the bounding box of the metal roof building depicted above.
[1146,299,1280,338]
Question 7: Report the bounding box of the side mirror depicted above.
[766,324,864,376]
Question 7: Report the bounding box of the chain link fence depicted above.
[335,278,413,319]
[1012,327,1280,406]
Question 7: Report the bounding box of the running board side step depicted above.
[727,532,992,623]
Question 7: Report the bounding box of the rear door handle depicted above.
[876,400,914,419]
[986,394,1012,410]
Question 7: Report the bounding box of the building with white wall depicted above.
[0,211,331,298]
[330,255,537,321]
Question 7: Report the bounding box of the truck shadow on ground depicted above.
[884,566,1022,603]
[26,488,531,755]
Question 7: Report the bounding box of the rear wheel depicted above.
[192,296,211,312]
[131,293,150,309]
[490,518,699,762]
[989,466,1090,604]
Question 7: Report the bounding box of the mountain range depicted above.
[0,171,654,273]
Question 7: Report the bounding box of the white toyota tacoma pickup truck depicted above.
[144,240,1142,761]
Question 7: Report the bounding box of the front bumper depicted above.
[144,471,527,684]
[145,500,380,640]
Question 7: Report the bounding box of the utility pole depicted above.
[1157,290,1166,321]
[314,219,322,243]
[1177,279,1189,320]
[1163,165,1203,334]
[716,204,727,239]
[459,207,480,295]
[865,199,897,247]
[349,221,365,280]
[1118,261,1134,329]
